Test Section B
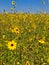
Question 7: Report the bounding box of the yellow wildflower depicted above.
[25,61,30,65]
[6,40,17,50]
[14,27,20,34]
[12,1,15,5]
[38,37,46,44]
[10,26,20,34]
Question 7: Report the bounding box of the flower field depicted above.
[0,13,49,65]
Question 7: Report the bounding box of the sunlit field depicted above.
[0,0,49,65]
[0,13,49,65]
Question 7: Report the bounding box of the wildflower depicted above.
[6,40,17,50]
[47,19,49,22]
[12,1,15,5]
[14,27,20,34]
[38,37,46,44]
[25,61,30,65]
[10,26,20,34]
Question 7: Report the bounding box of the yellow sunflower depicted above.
[6,40,17,50]
[12,1,15,5]
[10,26,20,34]
[14,27,20,34]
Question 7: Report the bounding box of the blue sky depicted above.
[0,0,49,13]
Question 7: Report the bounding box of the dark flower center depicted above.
[11,44,14,46]
[16,29,18,31]
[48,27,49,30]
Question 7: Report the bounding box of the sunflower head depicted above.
[10,26,20,34]
[6,40,17,50]
[12,1,15,5]
[14,27,20,34]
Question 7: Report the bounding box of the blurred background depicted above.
[0,0,49,13]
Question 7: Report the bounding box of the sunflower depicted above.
[10,26,20,34]
[14,27,20,34]
[12,1,15,5]
[6,40,17,50]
